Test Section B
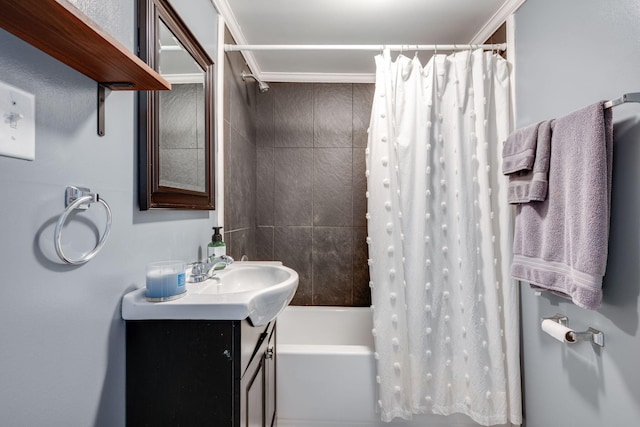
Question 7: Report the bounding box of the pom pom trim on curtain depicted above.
[366,49,522,426]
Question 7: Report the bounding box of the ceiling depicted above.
[212,0,524,82]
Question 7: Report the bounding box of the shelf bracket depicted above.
[97,83,108,137]
[97,83,134,136]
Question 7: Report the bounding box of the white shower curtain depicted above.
[366,49,521,426]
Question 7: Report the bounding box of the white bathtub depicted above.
[276,306,480,427]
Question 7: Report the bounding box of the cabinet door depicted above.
[264,328,276,427]
[245,355,265,427]
[242,322,277,427]
[126,320,238,426]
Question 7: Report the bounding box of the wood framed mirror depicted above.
[138,0,215,210]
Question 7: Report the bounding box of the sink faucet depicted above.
[188,254,234,283]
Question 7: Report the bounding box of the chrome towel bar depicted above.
[54,186,112,265]
[604,92,640,109]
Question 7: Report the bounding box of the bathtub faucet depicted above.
[188,254,234,283]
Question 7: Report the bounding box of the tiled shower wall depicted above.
[255,83,373,306]
[223,31,256,260]
[223,30,257,261]
[223,27,373,306]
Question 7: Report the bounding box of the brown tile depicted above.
[223,44,232,124]
[226,81,379,308]
[312,227,353,305]
[274,226,313,305]
[274,83,314,147]
[352,227,371,307]
[353,84,374,148]
[256,147,274,226]
[223,121,231,223]
[226,228,255,261]
[314,83,352,148]
[274,148,313,226]
[352,148,367,227]
[226,51,256,141]
[256,226,274,261]
[313,148,352,226]
[256,89,274,148]
[225,128,256,230]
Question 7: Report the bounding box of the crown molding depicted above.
[209,0,261,75]
[469,0,527,44]
[212,0,526,83]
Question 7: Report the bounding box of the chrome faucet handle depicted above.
[188,261,209,283]
[207,254,234,264]
[211,261,229,271]
[188,255,233,283]
[190,261,204,274]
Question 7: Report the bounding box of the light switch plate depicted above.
[0,81,35,161]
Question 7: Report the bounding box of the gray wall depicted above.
[0,1,218,425]
[515,0,640,425]
[254,83,372,306]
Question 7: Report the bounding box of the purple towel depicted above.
[502,121,542,174]
[507,120,552,203]
[511,102,613,310]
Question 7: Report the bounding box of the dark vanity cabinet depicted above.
[126,319,276,427]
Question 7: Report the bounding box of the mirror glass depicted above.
[158,19,206,193]
[139,0,215,210]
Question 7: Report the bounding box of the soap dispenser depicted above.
[207,227,226,258]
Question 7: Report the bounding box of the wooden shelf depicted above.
[0,0,170,91]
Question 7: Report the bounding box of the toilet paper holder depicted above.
[542,314,605,347]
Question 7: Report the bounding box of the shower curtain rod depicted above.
[224,43,507,52]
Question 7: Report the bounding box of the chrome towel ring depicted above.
[54,186,112,265]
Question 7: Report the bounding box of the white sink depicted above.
[122,261,299,326]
